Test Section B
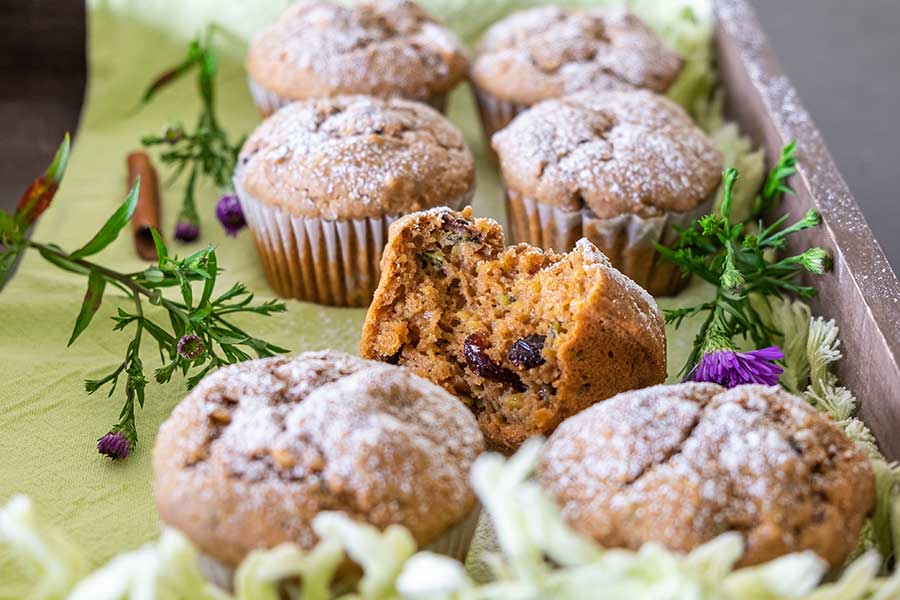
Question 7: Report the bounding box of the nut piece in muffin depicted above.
[360,207,667,453]
[538,383,875,568]
[153,351,485,570]
[493,90,723,296]
[234,95,475,306]
[247,0,469,116]
[470,6,682,151]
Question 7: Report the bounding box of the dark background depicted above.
[1,0,898,269]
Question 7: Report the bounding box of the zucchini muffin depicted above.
[360,207,667,453]
[235,95,475,306]
[153,351,484,576]
[470,6,682,156]
[246,0,468,116]
[493,90,722,296]
[538,383,875,567]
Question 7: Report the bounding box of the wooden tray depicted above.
[2,1,898,458]
[717,0,900,460]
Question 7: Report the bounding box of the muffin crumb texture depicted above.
[360,207,667,452]
[247,0,468,101]
[237,95,474,220]
[471,7,682,104]
[493,90,723,218]
[537,383,875,567]
[153,351,484,567]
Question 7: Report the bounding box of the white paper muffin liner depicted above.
[235,170,471,306]
[424,503,481,561]
[505,190,715,296]
[198,503,481,591]
[472,87,531,163]
[247,75,449,117]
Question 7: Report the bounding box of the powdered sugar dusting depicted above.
[538,383,875,566]
[493,90,722,218]
[238,95,474,220]
[471,6,682,104]
[247,0,468,100]
[153,351,483,564]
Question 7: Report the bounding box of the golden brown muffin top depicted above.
[538,383,875,568]
[246,0,468,101]
[492,90,723,218]
[470,6,681,105]
[236,96,475,220]
[153,350,484,567]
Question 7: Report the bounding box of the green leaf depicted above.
[70,180,140,260]
[67,269,106,346]
[14,134,71,228]
[140,47,201,104]
[45,133,72,186]
[149,226,167,264]
[37,245,89,276]
[0,249,22,288]
[0,211,19,244]
[199,250,217,308]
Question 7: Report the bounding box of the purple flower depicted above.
[177,333,205,361]
[687,346,785,388]
[215,195,246,237]
[174,221,200,242]
[97,431,131,460]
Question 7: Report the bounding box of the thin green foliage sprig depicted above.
[0,136,287,459]
[659,143,831,376]
[140,26,244,242]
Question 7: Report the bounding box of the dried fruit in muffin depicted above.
[360,207,667,452]
[537,383,875,568]
[153,351,484,568]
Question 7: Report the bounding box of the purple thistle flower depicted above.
[687,346,785,388]
[177,333,205,361]
[215,195,246,237]
[97,431,131,460]
[174,221,200,243]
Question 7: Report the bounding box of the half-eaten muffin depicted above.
[360,207,667,452]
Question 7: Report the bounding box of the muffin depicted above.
[470,6,682,156]
[493,90,722,296]
[153,351,484,577]
[246,0,469,117]
[234,95,475,306]
[359,207,667,453]
[538,383,875,568]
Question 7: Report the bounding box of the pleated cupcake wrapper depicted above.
[247,74,449,118]
[471,87,531,163]
[505,190,714,297]
[235,171,471,306]
[198,503,481,591]
[424,503,481,561]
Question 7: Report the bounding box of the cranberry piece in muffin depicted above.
[360,207,667,453]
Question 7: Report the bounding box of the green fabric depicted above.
[0,0,709,592]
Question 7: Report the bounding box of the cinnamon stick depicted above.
[126,151,162,261]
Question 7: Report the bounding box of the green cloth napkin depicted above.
[0,0,706,589]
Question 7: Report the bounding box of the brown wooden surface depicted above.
[0,1,86,211]
[717,0,900,460]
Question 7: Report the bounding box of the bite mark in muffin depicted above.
[360,207,667,452]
